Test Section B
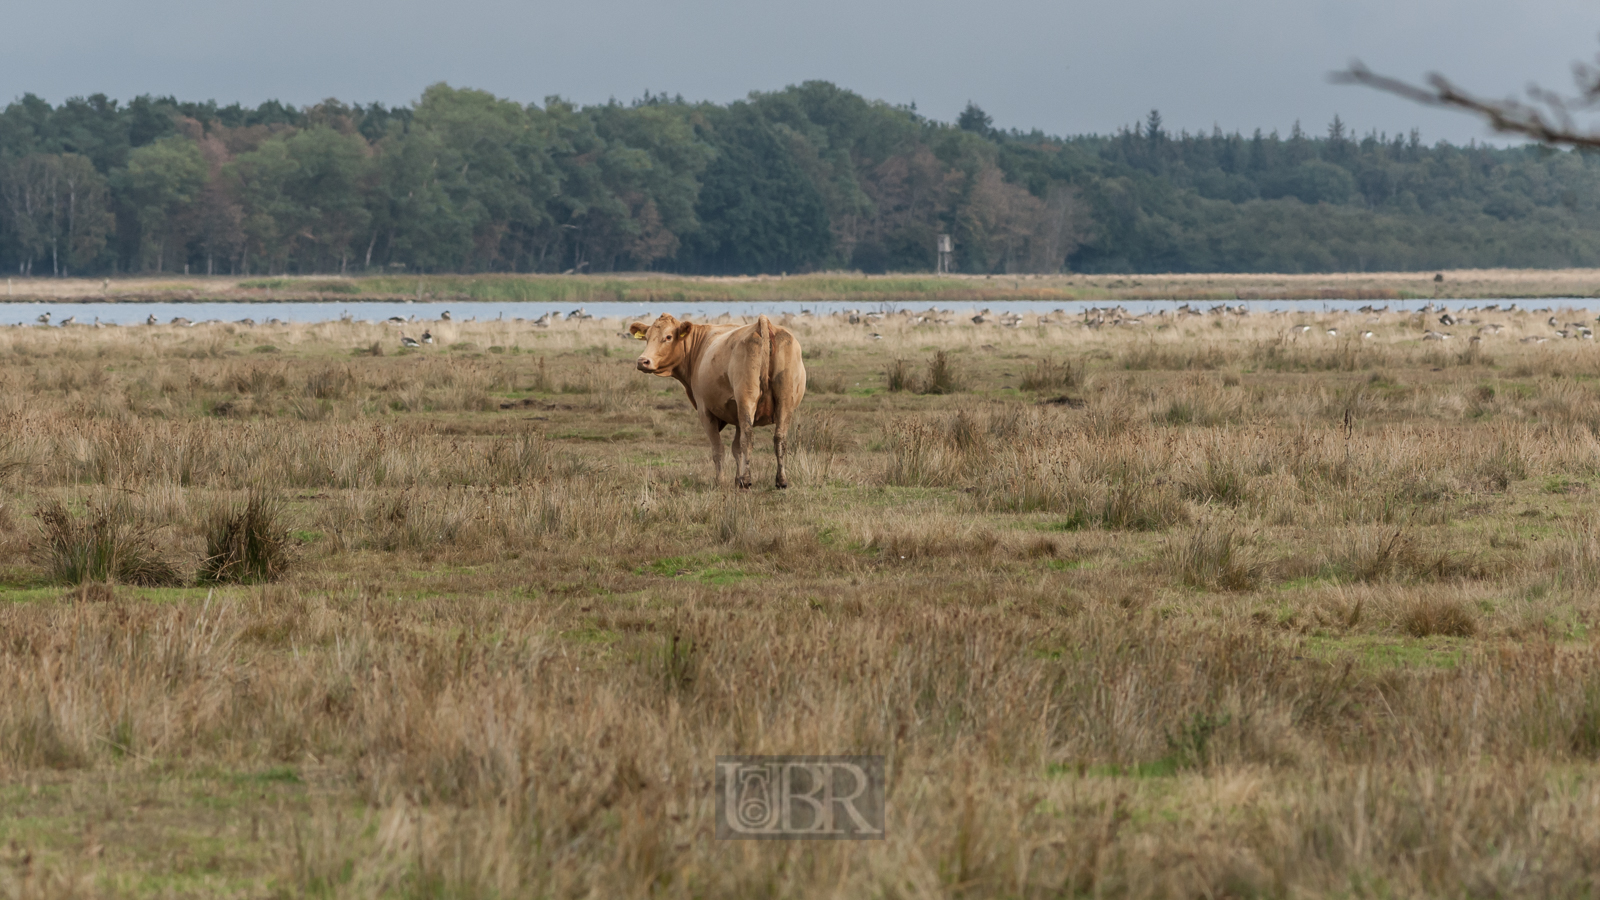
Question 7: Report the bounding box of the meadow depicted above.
[3,303,1600,897]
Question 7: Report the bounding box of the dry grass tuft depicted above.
[198,494,292,584]
[921,349,965,394]
[1020,356,1079,392]
[1169,525,1266,591]
[31,499,182,586]
[1400,596,1478,637]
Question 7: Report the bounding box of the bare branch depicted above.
[1332,60,1600,149]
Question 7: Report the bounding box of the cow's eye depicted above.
[664,335,672,341]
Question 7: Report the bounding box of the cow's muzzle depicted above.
[636,357,655,373]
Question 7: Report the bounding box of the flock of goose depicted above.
[15,300,1600,349]
[817,299,1600,347]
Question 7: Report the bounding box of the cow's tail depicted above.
[755,315,775,423]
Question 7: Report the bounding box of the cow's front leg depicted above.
[701,413,726,485]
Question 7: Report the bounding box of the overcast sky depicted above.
[4,0,1596,144]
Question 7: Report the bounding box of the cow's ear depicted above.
[628,322,649,339]
[674,322,693,340]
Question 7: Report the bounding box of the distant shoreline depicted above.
[3,269,1598,304]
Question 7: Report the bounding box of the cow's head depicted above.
[629,314,693,375]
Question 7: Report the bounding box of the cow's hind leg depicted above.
[772,410,792,489]
[733,410,755,490]
[702,413,727,485]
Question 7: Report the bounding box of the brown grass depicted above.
[2,306,1600,896]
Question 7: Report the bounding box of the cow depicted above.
[628,313,805,489]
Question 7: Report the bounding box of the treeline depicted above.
[4,83,1600,277]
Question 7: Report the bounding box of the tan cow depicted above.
[628,313,806,489]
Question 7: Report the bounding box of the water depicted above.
[0,297,1590,327]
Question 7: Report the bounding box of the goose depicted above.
[171,317,191,326]
[146,314,157,325]
[1296,324,1312,333]
[567,307,591,320]
[387,316,405,324]
[58,315,75,327]
[36,312,49,324]
[1438,313,1456,326]
[400,333,420,348]
[869,332,883,340]
[1549,316,1560,328]
[1422,330,1450,341]
[1326,328,1339,336]
[421,330,433,344]
[1520,336,1548,344]
[1361,331,1375,339]
[534,313,554,327]
[440,310,452,321]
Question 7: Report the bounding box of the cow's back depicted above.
[689,320,803,426]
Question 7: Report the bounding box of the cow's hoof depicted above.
[736,477,753,490]
[775,479,789,490]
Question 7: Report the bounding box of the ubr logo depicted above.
[715,755,885,840]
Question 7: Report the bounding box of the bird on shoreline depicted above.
[36,312,49,325]
[421,330,433,344]
[400,334,420,348]
[440,310,452,321]
[146,314,157,325]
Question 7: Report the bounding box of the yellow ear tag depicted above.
[632,332,647,340]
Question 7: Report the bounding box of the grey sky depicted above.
[5,0,1597,144]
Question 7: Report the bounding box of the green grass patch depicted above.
[642,554,752,584]
[563,627,622,645]
[1304,634,1468,671]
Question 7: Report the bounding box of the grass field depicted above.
[10,267,1600,304]
[5,305,1600,896]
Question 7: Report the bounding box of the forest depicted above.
[2,81,1599,278]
